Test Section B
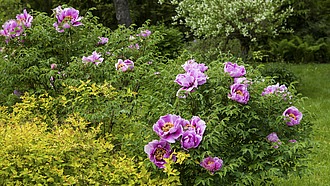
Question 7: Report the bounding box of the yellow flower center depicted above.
[162,122,174,132]
[289,113,296,120]
[185,124,195,128]
[236,90,243,96]
[207,161,214,165]
[154,148,166,160]
[117,64,124,69]
[65,15,73,21]
[269,91,273,94]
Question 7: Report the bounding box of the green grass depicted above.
[271,63,330,186]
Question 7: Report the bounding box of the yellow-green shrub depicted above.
[0,92,179,185]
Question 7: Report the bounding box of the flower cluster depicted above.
[53,6,83,32]
[261,83,292,101]
[175,59,208,98]
[82,51,104,66]
[137,30,151,37]
[0,9,33,44]
[146,114,213,170]
[128,44,139,50]
[225,62,249,104]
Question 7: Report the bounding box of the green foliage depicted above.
[267,35,330,63]
[260,63,301,88]
[149,24,184,58]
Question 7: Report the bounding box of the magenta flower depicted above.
[51,63,57,69]
[224,62,246,77]
[200,156,223,174]
[288,139,297,143]
[175,69,208,98]
[283,106,303,126]
[0,19,22,39]
[182,116,206,136]
[144,140,174,168]
[53,7,83,32]
[181,130,202,151]
[228,83,249,104]
[137,30,151,37]
[153,114,185,143]
[267,132,281,148]
[115,59,134,72]
[262,83,288,96]
[234,77,252,87]
[82,51,104,66]
[97,37,108,44]
[182,59,208,73]
[16,9,33,28]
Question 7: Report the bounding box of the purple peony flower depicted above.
[182,116,206,136]
[288,139,297,143]
[82,51,104,66]
[262,83,288,96]
[51,63,57,69]
[153,114,185,143]
[115,59,134,72]
[200,156,223,174]
[0,19,22,40]
[137,30,151,37]
[53,7,83,32]
[144,139,174,168]
[16,9,33,28]
[224,62,246,77]
[182,59,208,73]
[97,37,108,44]
[283,106,303,126]
[267,132,281,148]
[181,130,202,151]
[267,132,279,142]
[228,83,249,104]
[234,77,252,87]
[175,68,208,98]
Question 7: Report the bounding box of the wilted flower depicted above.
[14,89,22,97]
[182,116,206,136]
[115,59,134,72]
[129,35,136,41]
[224,62,246,77]
[51,63,57,69]
[283,106,303,126]
[144,140,174,168]
[137,30,151,37]
[82,51,104,65]
[228,83,249,104]
[181,130,202,151]
[200,156,223,174]
[182,59,208,73]
[16,9,33,28]
[97,37,108,44]
[153,114,185,143]
[267,132,281,148]
[53,7,83,32]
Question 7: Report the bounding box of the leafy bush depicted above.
[260,63,301,88]
[0,6,314,186]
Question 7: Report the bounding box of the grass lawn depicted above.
[271,63,330,185]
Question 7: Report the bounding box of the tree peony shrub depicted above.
[0,6,314,186]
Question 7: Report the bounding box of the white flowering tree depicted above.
[159,0,294,48]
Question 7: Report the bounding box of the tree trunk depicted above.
[113,0,132,28]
